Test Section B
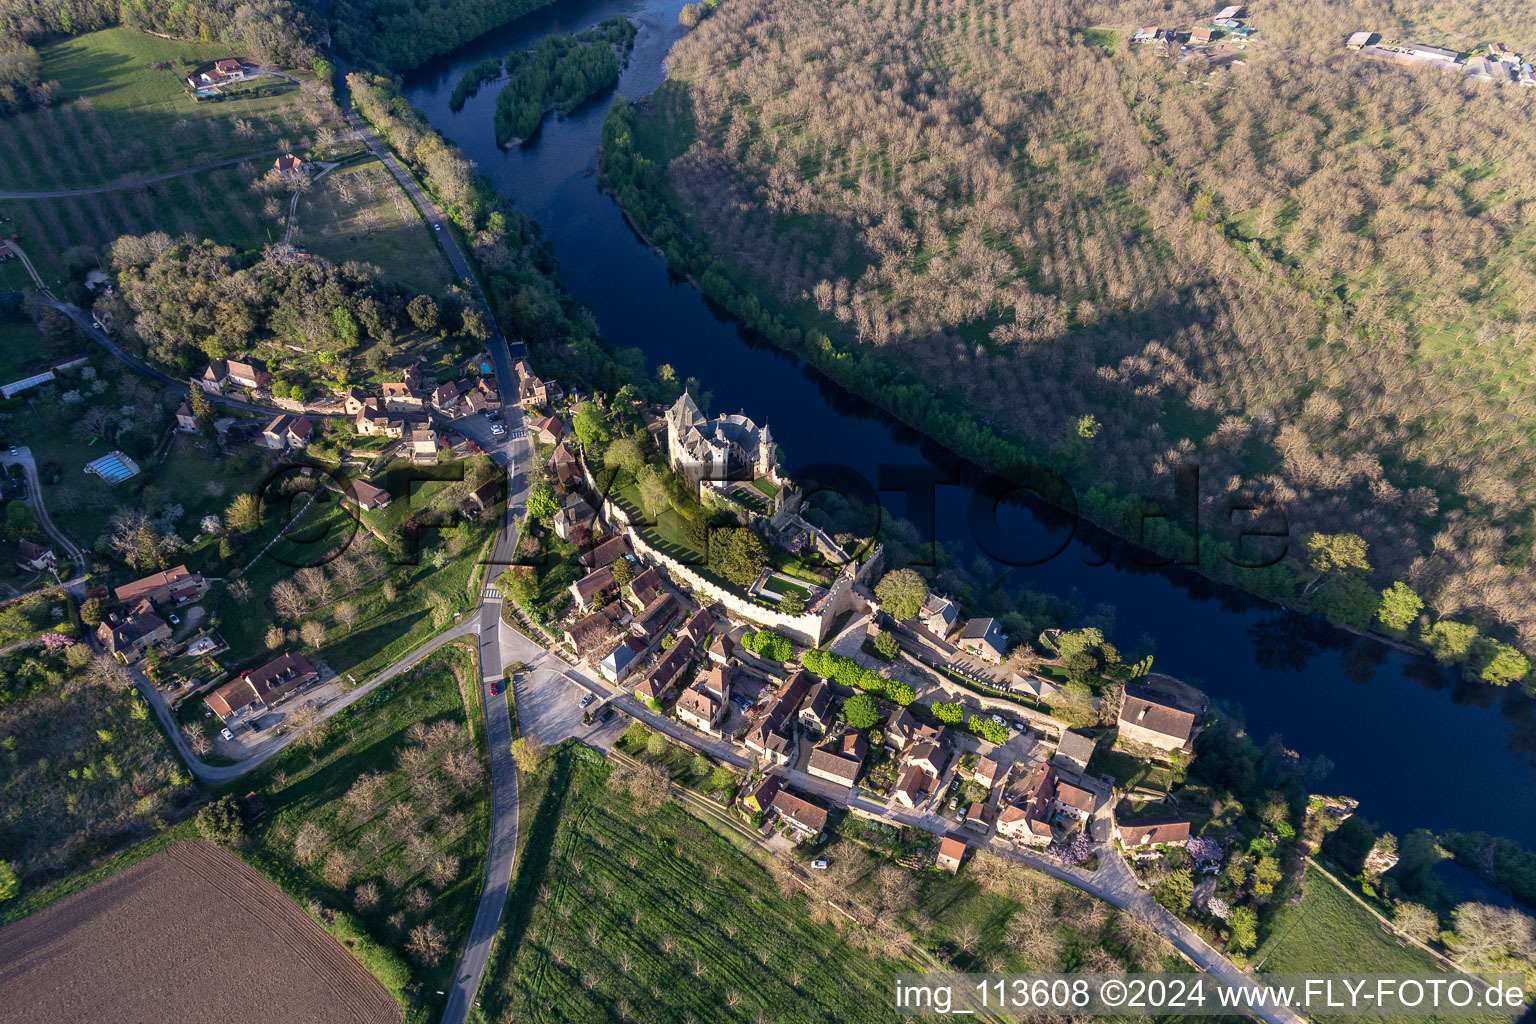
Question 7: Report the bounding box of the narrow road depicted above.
[0,149,286,200]
[0,447,85,580]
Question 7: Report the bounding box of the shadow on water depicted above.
[398,0,1536,845]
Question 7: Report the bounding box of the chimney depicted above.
[1137,707,1148,722]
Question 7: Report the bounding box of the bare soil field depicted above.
[0,840,401,1024]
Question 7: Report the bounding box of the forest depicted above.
[490,17,635,146]
[329,0,557,72]
[614,0,1536,672]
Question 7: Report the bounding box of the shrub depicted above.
[195,796,247,846]
[743,629,793,661]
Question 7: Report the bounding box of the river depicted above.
[396,0,1536,847]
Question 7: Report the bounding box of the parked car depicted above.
[810,859,829,869]
[598,708,616,723]
[1011,720,1026,732]
[490,679,502,695]
[490,423,506,436]
[7,446,16,456]
[220,728,233,740]
[579,693,596,709]
[168,614,180,626]
[990,714,1006,726]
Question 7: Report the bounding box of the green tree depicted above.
[79,597,106,627]
[1227,906,1258,952]
[872,630,900,659]
[637,466,671,517]
[526,483,560,524]
[842,693,880,729]
[604,435,647,477]
[0,860,17,902]
[1153,867,1194,913]
[1468,638,1529,687]
[1301,532,1370,596]
[407,294,440,334]
[188,385,216,437]
[932,701,963,724]
[195,796,247,846]
[874,568,928,621]
[610,558,634,588]
[708,528,766,587]
[884,681,916,706]
[1421,620,1478,664]
[646,731,671,758]
[224,493,261,534]
[573,402,612,450]
[499,566,540,609]
[778,591,805,614]
[1377,581,1424,633]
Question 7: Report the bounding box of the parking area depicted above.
[514,655,627,749]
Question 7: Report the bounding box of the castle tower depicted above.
[757,422,775,479]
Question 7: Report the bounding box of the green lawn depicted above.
[761,573,811,599]
[296,157,456,294]
[1254,866,1504,1024]
[0,29,336,193]
[221,641,489,1020]
[0,318,82,384]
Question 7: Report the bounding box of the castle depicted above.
[665,393,779,495]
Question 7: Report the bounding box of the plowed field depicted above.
[0,840,401,1024]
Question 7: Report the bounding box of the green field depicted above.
[296,157,455,294]
[0,29,337,194]
[1255,866,1505,1024]
[226,641,489,1019]
[0,317,82,384]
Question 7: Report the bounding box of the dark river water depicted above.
[398,0,1536,848]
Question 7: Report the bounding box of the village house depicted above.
[798,679,836,733]
[199,359,269,394]
[570,565,618,611]
[15,539,56,573]
[965,802,996,833]
[1116,820,1191,856]
[175,400,198,432]
[1118,683,1197,751]
[1053,730,1098,773]
[893,763,933,809]
[205,652,319,724]
[806,731,867,787]
[678,606,714,647]
[743,670,810,765]
[919,593,960,638]
[676,666,729,732]
[554,492,598,541]
[1134,25,1158,42]
[770,790,829,837]
[114,565,207,606]
[707,632,736,666]
[565,603,627,660]
[634,637,697,706]
[994,762,1058,847]
[1190,26,1216,44]
[431,380,462,413]
[580,535,631,569]
[407,427,439,463]
[353,400,406,438]
[907,737,950,779]
[956,617,1007,663]
[626,566,665,609]
[548,441,580,488]
[972,755,1002,791]
[664,392,780,496]
[96,601,170,662]
[259,414,313,450]
[600,636,648,684]
[742,772,783,813]
[343,479,393,513]
[936,833,967,874]
[273,153,305,175]
[1054,777,1098,821]
[196,58,247,85]
[513,359,555,407]
[630,593,681,639]
[474,378,501,409]
[532,415,566,446]
[466,479,502,514]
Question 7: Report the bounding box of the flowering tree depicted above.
[1186,836,1222,863]
[1051,832,1092,865]
[39,631,76,652]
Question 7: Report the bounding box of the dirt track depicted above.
[0,841,401,1024]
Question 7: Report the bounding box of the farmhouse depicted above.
[343,479,393,512]
[199,359,269,393]
[205,652,319,723]
[770,790,829,835]
[1134,25,1158,42]
[96,602,170,662]
[806,731,868,787]
[273,153,305,175]
[936,834,967,874]
[627,566,665,608]
[1190,26,1216,44]
[580,535,631,568]
[15,539,56,572]
[630,593,681,639]
[1214,5,1243,19]
[1118,683,1197,751]
[532,415,566,445]
[565,603,627,658]
[956,617,1007,663]
[114,565,207,605]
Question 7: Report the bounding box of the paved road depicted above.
[0,447,85,577]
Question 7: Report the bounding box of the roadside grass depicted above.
[225,641,490,1021]
[1253,865,1504,1024]
[296,157,455,294]
[0,28,335,193]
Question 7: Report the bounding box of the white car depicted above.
[490,423,506,436]
[220,728,233,741]
[168,613,180,626]
[810,859,829,869]
[433,223,442,231]
[990,714,1006,726]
